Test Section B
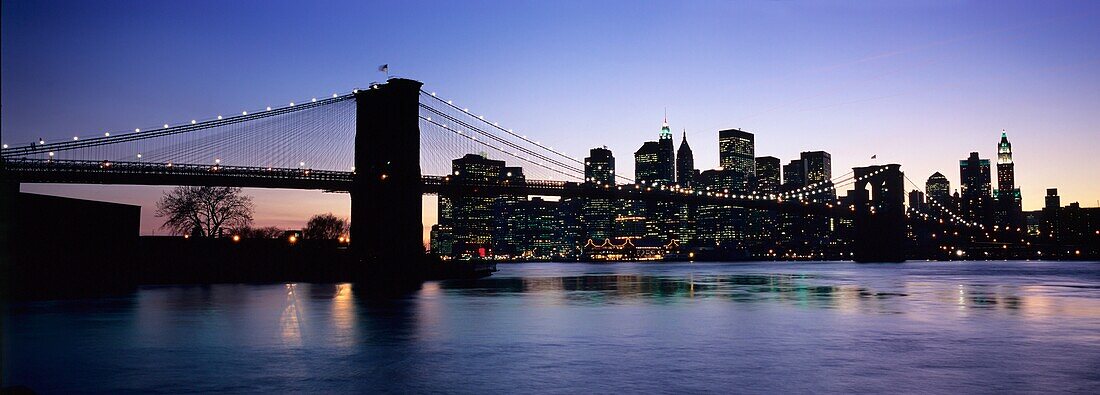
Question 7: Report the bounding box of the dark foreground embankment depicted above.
[4,237,494,300]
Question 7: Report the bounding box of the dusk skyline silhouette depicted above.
[3,0,1098,234]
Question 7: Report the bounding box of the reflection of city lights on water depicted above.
[331,283,356,347]
[281,283,302,344]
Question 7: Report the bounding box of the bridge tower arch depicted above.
[851,164,906,262]
[351,79,425,269]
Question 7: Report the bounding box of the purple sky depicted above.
[3,0,1098,236]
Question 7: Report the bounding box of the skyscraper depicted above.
[673,131,697,244]
[695,169,744,247]
[800,151,832,186]
[925,172,950,203]
[634,118,676,186]
[908,190,926,212]
[994,131,1022,228]
[440,153,511,257]
[959,151,992,225]
[751,156,782,249]
[493,166,528,255]
[502,197,566,258]
[996,131,1015,193]
[718,128,755,192]
[585,147,615,185]
[1042,188,1061,241]
[582,147,617,242]
[755,156,781,195]
[635,117,679,242]
[782,159,805,192]
[676,131,696,188]
[798,151,836,252]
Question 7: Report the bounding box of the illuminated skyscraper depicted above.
[695,169,744,247]
[751,156,782,249]
[800,151,832,189]
[994,131,1022,228]
[435,153,525,257]
[925,172,950,203]
[755,156,781,195]
[635,117,679,242]
[996,131,1015,192]
[585,147,615,185]
[635,117,676,186]
[718,129,755,193]
[582,147,617,241]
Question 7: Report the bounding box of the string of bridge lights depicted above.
[5,83,989,229]
[903,175,984,230]
[420,88,636,184]
[1,90,359,164]
[777,172,854,199]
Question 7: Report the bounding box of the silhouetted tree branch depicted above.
[303,213,349,240]
[155,186,254,237]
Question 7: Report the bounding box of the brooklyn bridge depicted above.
[1,78,981,265]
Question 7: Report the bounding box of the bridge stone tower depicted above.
[851,164,906,262]
[352,78,425,269]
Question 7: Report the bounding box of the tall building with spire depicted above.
[996,131,1015,192]
[634,115,678,243]
[676,130,696,188]
[994,130,1023,228]
[634,116,676,186]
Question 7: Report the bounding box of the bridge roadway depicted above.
[1,159,844,216]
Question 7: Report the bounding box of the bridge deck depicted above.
[1,159,846,216]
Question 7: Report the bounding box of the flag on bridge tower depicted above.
[378,64,389,76]
[871,154,877,159]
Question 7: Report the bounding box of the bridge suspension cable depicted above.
[903,174,983,229]
[420,89,635,184]
[2,91,360,172]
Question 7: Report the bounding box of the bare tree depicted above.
[234,225,284,239]
[156,186,254,237]
[303,213,349,240]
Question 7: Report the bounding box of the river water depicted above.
[3,261,1100,393]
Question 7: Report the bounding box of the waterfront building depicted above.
[503,197,567,258]
[582,148,617,241]
[429,224,454,256]
[695,169,746,248]
[437,153,513,257]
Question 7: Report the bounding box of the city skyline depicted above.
[3,1,1099,234]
